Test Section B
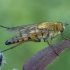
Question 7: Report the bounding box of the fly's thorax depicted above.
[37,22,54,29]
[54,22,65,32]
[37,22,47,29]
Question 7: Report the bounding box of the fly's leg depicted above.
[1,42,22,53]
[44,30,59,56]
[61,33,68,40]
[42,33,58,55]
[0,25,25,32]
[48,32,68,56]
[48,32,61,56]
[47,40,59,56]
[0,25,9,29]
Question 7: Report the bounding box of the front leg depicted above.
[60,33,68,40]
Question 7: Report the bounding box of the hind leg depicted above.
[1,42,22,53]
[0,25,10,29]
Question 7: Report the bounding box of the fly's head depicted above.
[55,22,68,33]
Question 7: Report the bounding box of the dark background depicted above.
[0,0,70,70]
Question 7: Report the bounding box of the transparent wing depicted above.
[0,24,37,33]
[7,25,27,32]
[7,24,37,32]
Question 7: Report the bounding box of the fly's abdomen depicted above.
[5,32,30,45]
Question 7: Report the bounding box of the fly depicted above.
[0,22,68,54]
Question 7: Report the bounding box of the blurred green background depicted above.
[0,0,70,70]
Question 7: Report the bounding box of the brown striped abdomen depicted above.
[5,32,31,45]
[5,28,44,45]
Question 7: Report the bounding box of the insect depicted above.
[0,22,68,53]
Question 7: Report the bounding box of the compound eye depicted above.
[60,24,64,32]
